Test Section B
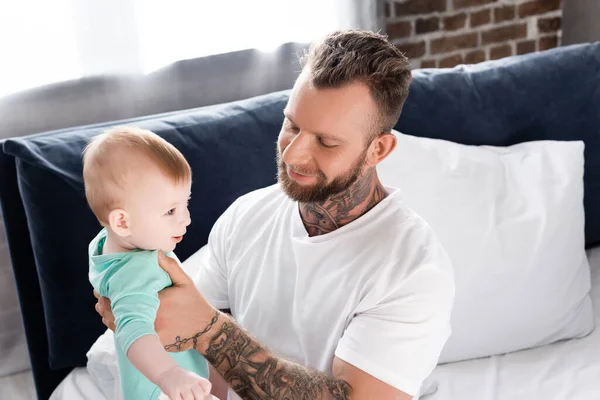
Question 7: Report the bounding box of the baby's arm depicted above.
[127,335,211,397]
[107,253,211,399]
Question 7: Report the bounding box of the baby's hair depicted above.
[82,126,191,225]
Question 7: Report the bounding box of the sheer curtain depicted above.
[0,0,382,378]
[0,0,383,98]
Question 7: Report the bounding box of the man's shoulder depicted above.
[361,199,455,323]
[373,192,454,285]
[377,190,438,240]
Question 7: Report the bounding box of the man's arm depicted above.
[332,358,411,400]
[172,310,412,399]
[95,253,415,399]
[165,310,354,400]
[208,365,229,400]
[155,252,413,400]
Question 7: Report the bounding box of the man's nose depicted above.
[282,131,312,166]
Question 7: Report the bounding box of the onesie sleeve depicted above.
[106,252,171,355]
[335,260,455,396]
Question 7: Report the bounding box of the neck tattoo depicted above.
[298,169,388,237]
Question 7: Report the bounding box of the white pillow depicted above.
[378,130,594,363]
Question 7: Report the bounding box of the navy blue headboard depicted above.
[1,42,599,399]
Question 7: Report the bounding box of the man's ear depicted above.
[108,209,131,237]
[366,131,397,168]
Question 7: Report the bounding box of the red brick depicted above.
[465,49,486,64]
[454,0,497,10]
[421,59,437,68]
[490,44,513,60]
[494,5,515,22]
[439,54,464,68]
[518,0,561,18]
[395,0,446,16]
[481,23,527,45]
[395,41,427,59]
[538,17,561,33]
[431,32,478,54]
[470,9,491,28]
[444,13,467,31]
[516,40,536,55]
[539,35,558,51]
[416,17,439,34]
[388,21,412,39]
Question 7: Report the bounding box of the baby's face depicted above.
[124,169,192,253]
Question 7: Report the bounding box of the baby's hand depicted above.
[157,366,212,400]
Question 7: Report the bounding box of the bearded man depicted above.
[95,29,455,400]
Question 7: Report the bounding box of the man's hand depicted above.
[93,251,219,351]
[153,251,219,352]
[94,290,116,331]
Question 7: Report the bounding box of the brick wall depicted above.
[386,0,563,68]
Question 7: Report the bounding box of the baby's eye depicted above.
[166,208,176,216]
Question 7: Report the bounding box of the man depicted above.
[95,29,455,400]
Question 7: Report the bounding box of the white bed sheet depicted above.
[50,247,600,400]
[49,367,106,400]
[423,245,600,400]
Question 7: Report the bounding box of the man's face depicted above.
[277,73,379,203]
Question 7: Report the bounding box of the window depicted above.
[0,0,344,97]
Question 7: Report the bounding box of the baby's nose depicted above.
[183,208,191,226]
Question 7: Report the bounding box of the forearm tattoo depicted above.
[165,313,352,399]
[163,311,219,352]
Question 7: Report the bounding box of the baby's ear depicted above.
[108,209,131,237]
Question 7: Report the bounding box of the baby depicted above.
[83,126,213,400]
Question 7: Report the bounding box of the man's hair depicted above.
[299,29,412,136]
[82,126,191,225]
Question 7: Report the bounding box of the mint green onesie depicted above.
[88,229,209,400]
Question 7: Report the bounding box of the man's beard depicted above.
[276,146,367,203]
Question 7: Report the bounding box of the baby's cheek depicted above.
[161,239,177,253]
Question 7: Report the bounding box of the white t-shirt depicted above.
[192,184,455,397]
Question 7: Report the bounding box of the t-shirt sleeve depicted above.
[188,206,234,311]
[334,262,455,396]
[106,252,170,355]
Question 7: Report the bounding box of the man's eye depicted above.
[166,209,175,216]
[284,119,299,132]
[318,137,336,148]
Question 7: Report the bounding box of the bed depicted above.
[48,245,600,400]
